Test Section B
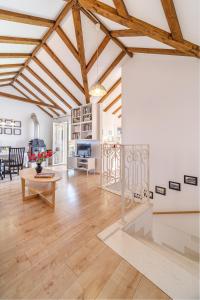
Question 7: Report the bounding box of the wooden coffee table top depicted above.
[20,168,61,183]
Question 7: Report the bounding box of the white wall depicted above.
[101,108,121,142]
[0,86,53,150]
[122,54,199,212]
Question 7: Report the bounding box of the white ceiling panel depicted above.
[0,67,21,73]
[0,58,26,64]
[47,31,83,84]
[118,37,174,49]
[60,10,78,50]
[0,0,64,20]
[124,0,170,31]
[0,43,36,53]
[81,11,106,63]
[0,74,15,80]
[94,14,127,31]
[36,48,85,104]
[0,20,47,39]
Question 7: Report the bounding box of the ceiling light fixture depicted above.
[89,23,107,97]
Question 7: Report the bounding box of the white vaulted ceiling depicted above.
[0,0,199,119]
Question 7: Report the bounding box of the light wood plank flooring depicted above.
[0,166,170,299]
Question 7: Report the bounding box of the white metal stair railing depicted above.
[101,144,150,221]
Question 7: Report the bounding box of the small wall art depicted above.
[155,186,166,196]
[4,128,12,135]
[184,175,198,186]
[169,181,181,191]
[13,128,21,135]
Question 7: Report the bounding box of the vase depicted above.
[35,163,43,174]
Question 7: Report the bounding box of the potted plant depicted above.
[29,150,53,174]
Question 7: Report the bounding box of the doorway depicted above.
[52,122,68,165]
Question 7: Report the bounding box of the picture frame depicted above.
[149,191,153,199]
[169,181,181,191]
[13,128,21,135]
[155,186,166,196]
[14,120,21,128]
[184,175,198,186]
[4,128,12,135]
[5,119,13,127]
[0,127,2,134]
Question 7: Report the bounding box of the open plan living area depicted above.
[0,0,199,299]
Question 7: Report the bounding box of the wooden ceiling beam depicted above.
[0,9,54,27]
[98,77,121,104]
[113,0,128,17]
[33,57,81,106]
[19,73,65,113]
[26,66,72,110]
[80,7,133,57]
[72,6,90,103]
[0,63,24,69]
[112,105,122,114]
[12,84,54,118]
[161,0,183,41]
[99,51,125,84]
[0,71,18,77]
[0,91,58,108]
[0,36,41,45]
[110,29,145,37]
[104,94,121,112]
[0,53,30,58]
[56,26,79,61]
[79,0,199,58]
[0,78,14,83]
[15,79,60,117]
[43,43,84,94]
[0,83,10,87]
[86,35,110,73]
[128,47,193,56]
[13,0,74,84]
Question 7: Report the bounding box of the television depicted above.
[77,143,91,157]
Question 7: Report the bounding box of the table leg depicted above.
[21,178,25,201]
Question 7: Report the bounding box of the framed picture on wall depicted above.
[5,119,13,127]
[155,186,166,196]
[13,128,21,135]
[4,128,12,135]
[184,175,198,186]
[169,181,181,191]
[0,127,2,134]
[149,191,153,199]
[14,121,21,128]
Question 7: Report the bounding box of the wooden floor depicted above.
[0,166,170,299]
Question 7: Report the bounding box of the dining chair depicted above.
[0,159,5,180]
[4,147,25,180]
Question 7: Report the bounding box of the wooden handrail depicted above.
[153,211,200,215]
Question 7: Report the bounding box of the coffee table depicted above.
[20,168,61,208]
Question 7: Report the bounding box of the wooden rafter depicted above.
[111,29,145,37]
[0,53,30,58]
[0,83,11,87]
[0,91,58,108]
[13,0,74,86]
[86,35,110,73]
[26,66,72,110]
[128,48,193,56]
[15,79,59,117]
[56,26,79,61]
[43,43,84,93]
[80,7,133,57]
[113,0,128,17]
[112,105,122,114]
[12,84,54,118]
[0,63,24,69]
[0,9,54,27]
[104,94,121,112]
[161,0,183,41]
[72,5,90,103]
[0,78,13,83]
[99,51,125,84]
[19,73,65,113]
[33,57,81,106]
[79,0,200,58]
[0,36,41,45]
[0,71,18,77]
[98,77,121,104]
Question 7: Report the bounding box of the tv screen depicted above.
[77,143,91,157]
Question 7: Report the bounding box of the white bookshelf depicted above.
[71,103,99,140]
